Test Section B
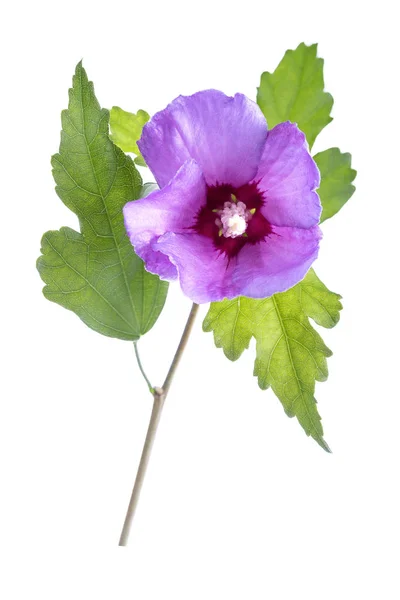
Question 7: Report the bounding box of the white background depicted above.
[1,0,399,597]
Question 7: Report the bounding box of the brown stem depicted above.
[118,303,199,546]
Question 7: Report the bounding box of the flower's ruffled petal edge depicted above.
[138,90,268,188]
[232,226,322,299]
[255,122,321,229]
[123,159,207,281]
[154,225,321,303]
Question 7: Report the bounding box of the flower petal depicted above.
[154,225,320,303]
[138,90,268,188]
[232,226,322,298]
[154,233,235,304]
[123,159,207,280]
[255,122,321,228]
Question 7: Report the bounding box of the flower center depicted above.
[218,200,250,238]
[193,182,273,259]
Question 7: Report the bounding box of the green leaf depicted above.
[297,269,342,328]
[203,269,342,451]
[139,182,158,198]
[257,43,333,148]
[110,106,150,166]
[37,63,168,341]
[314,148,357,223]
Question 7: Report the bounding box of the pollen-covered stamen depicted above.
[218,200,254,238]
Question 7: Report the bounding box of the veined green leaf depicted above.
[257,43,333,148]
[203,269,342,451]
[110,106,150,166]
[315,148,357,223]
[297,269,342,328]
[37,63,168,340]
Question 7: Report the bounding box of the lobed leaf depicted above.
[257,43,333,148]
[110,106,150,166]
[203,269,342,451]
[37,63,168,340]
[314,148,357,223]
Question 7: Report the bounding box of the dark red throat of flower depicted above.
[193,181,273,259]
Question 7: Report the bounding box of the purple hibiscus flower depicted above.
[123,90,322,304]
